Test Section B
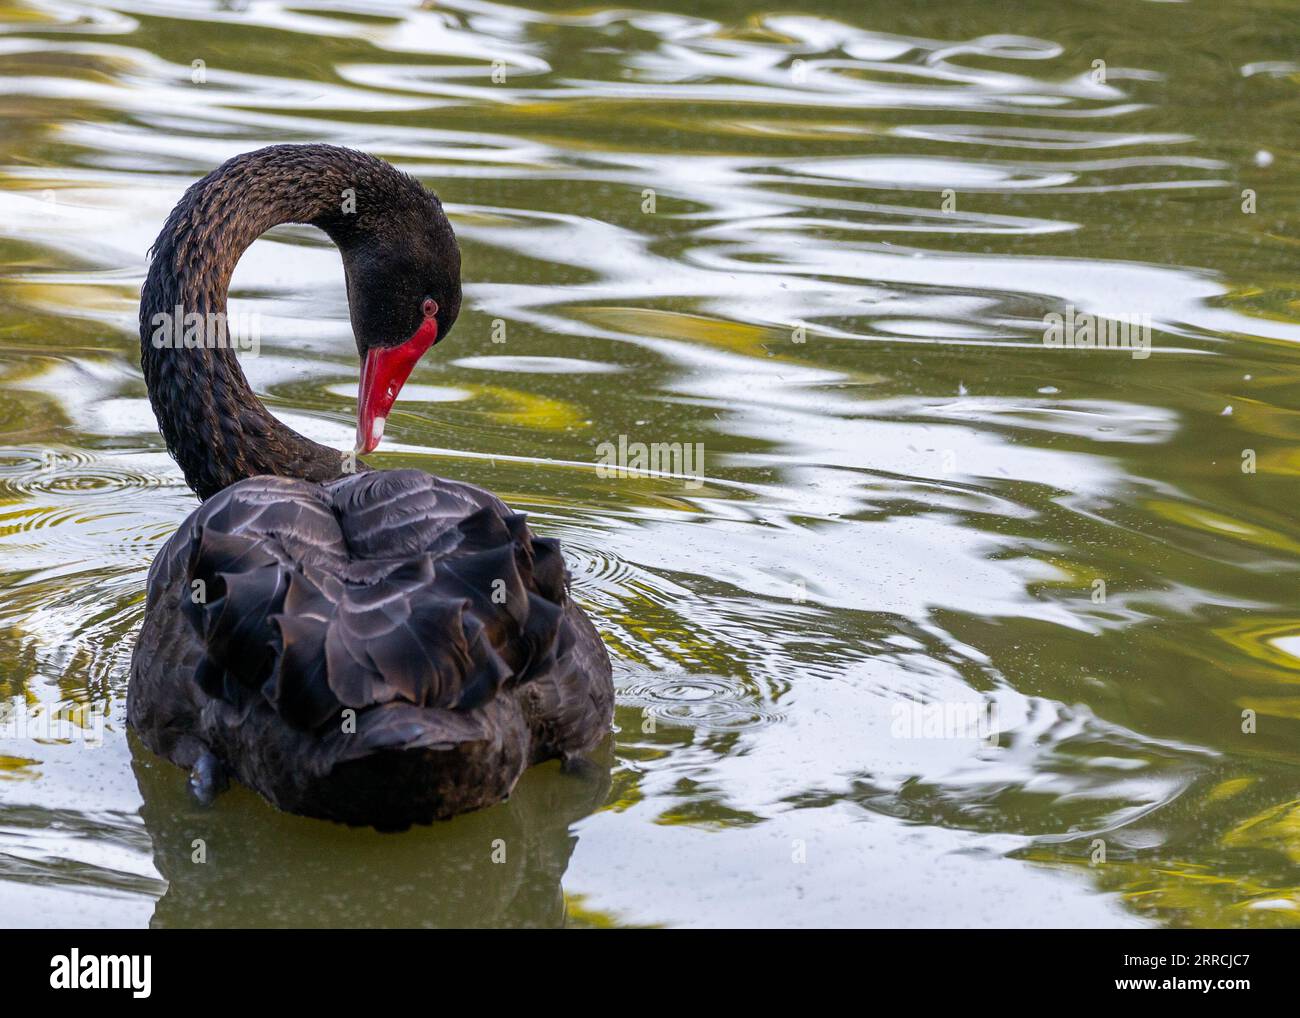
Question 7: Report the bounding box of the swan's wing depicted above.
[146,469,578,754]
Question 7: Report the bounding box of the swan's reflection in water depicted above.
[132,736,613,928]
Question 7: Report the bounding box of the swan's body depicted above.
[128,145,613,828]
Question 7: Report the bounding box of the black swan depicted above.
[128,144,613,830]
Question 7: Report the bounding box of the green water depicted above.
[0,0,1298,928]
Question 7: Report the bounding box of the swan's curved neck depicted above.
[140,145,381,500]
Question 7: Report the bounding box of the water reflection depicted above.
[133,736,613,928]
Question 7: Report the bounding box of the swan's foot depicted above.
[188,750,228,807]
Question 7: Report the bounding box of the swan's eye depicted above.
[421,298,438,319]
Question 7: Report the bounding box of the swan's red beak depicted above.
[355,318,440,454]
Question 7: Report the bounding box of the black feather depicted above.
[130,470,613,827]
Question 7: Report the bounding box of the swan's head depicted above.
[344,186,461,454]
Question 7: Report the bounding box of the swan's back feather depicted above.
[130,469,612,826]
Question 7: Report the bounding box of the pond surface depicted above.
[1,0,1299,928]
